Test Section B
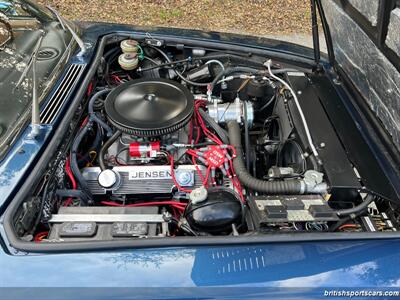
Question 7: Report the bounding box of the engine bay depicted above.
[12,36,400,244]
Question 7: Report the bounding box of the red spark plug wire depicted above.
[100,201,186,212]
[63,157,76,206]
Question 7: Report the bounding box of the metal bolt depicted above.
[333,77,341,85]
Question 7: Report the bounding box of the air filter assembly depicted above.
[105,79,194,136]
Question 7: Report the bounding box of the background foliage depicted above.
[37,0,311,35]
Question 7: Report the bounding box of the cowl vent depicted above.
[37,47,59,61]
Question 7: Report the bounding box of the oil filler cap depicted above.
[98,169,120,189]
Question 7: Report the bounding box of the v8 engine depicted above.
[14,37,399,245]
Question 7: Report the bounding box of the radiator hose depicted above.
[227,121,303,194]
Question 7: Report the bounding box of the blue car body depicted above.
[1,239,400,298]
[1,4,400,299]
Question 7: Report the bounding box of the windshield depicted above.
[0,0,73,158]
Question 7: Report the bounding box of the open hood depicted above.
[319,0,400,153]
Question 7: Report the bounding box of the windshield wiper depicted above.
[15,30,45,138]
[46,6,87,55]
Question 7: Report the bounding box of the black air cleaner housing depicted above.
[105,79,194,136]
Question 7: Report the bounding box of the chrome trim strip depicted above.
[49,214,165,223]
[40,63,85,124]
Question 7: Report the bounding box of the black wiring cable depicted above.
[30,180,50,234]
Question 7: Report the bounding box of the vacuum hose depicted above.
[227,121,303,194]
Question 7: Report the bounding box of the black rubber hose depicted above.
[99,130,121,171]
[227,121,303,194]
[88,89,114,137]
[198,108,229,144]
[335,194,375,217]
[70,123,92,195]
[329,208,367,232]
